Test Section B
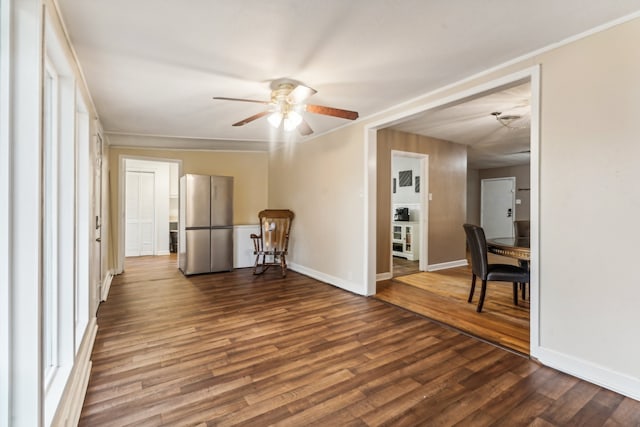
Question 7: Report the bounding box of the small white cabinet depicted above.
[392,221,419,260]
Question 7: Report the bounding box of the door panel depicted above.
[481,177,515,239]
[185,229,210,274]
[211,176,233,227]
[138,172,155,255]
[186,174,210,227]
[125,223,139,256]
[125,172,140,256]
[125,171,155,256]
[139,223,154,255]
[211,228,233,272]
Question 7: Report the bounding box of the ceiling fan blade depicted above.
[213,96,270,105]
[306,104,359,120]
[232,110,270,127]
[287,84,317,104]
[297,118,313,136]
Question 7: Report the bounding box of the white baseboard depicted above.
[288,262,366,295]
[536,347,640,401]
[427,259,468,271]
[376,272,393,281]
[101,270,114,301]
[156,249,170,256]
[51,318,97,427]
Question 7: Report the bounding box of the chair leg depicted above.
[513,282,518,306]
[252,254,260,275]
[468,274,477,303]
[280,255,287,277]
[476,279,488,312]
[521,282,527,300]
[253,253,268,275]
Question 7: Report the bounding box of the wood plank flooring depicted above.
[79,255,640,426]
[376,262,530,354]
[392,257,419,277]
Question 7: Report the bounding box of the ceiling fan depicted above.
[213,79,359,136]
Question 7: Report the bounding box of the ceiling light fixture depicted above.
[214,79,359,136]
[268,104,303,132]
[283,111,302,131]
[267,111,283,128]
[491,111,526,130]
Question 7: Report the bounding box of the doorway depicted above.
[118,157,181,273]
[391,151,428,277]
[365,67,540,356]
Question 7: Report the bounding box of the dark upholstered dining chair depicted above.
[513,219,531,298]
[463,223,529,313]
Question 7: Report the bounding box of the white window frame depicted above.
[42,56,60,388]
[43,9,84,425]
[0,0,12,424]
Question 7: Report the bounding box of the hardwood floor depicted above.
[376,262,530,355]
[392,256,419,277]
[79,255,640,426]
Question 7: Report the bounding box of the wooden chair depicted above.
[250,209,294,277]
[463,223,529,313]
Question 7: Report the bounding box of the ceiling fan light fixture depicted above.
[214,80,359,136]
[268,111,283,128]
[283,110,302,131]
[491,111,526,130]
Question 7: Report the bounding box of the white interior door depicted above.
[125,171,155,256]
[93,133,103,301]
[481,177,515,239]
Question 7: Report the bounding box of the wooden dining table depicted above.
[487,237,530,261]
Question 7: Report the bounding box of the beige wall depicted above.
[267,124,366,291]
[466,168,480,225]
[535,19,640,379]
[376,129,467,273]
[107,146,269,272]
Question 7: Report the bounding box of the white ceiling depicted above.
[392,82,531,169]
[57,1,640,161]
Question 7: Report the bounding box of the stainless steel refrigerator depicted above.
[178,174,233,275]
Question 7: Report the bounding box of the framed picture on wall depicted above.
[399,170,412,187]
[393,178,396,193]
[415,176,420,193]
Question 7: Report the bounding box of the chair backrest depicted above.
[463,223,489,279]
[258,209,294,252]
[514,220,530,238]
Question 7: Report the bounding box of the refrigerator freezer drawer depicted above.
[183,229,211,275]
[211,227,233,272]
